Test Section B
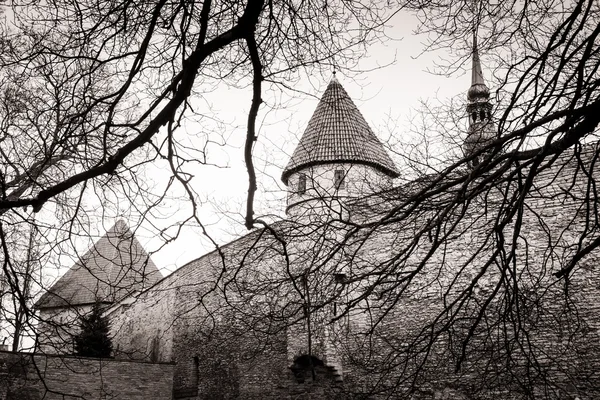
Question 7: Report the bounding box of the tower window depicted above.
[334,273,347,284]
[472,112,477,122]
[297,173,306,195]
[480,110,486,121]
[334,170,345,190]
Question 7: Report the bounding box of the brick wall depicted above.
[0,350,174,400]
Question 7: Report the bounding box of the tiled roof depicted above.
[35,220,162,309]
[281,78,399,184]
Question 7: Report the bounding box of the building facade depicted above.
[35,220,162,354]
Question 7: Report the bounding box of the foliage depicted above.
[74,303,113,358]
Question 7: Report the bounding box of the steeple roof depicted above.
[282,77,399,184]
[464,30,496,162]
[35,220,162,309]
[467,32,490,102]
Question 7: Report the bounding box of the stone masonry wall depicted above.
[110,225,296,399]
[106,143,600,399]
[109,282,177,362]
[328,144,600,398]
[0,350,174,400]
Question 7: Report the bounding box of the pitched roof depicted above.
[35,220,162,309]
[281,78,399,184]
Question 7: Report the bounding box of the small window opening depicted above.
[480,110,486,121]
[297,173,306,195]
[334,170,345,190]
[334,273,347,285]
[471,112,477,122]
[193,356,200,387]
[301,271,309,291]
[150,335,160,362]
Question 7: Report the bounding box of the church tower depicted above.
[464,32,496,166]
[282,76,399,219]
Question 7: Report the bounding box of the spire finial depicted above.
[331,69,338,83]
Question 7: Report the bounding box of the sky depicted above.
[0,8,485,350]
[48,11,482,278]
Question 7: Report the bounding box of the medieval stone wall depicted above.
[329,144,600,398]
[110,226,298,399]
[109,284,177,362]
[0,350,173,400]
[107,143,600,399]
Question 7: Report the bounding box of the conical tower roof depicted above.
[35,220,162,309]
[282,78,399,184]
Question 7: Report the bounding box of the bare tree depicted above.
[145,0,600,397]
[1,0,600,399]
[0,0,397,352]
[272,0,600,397]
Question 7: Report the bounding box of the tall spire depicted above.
[467,29,490,102]
[471,32,485,86]
[464,29,495,166]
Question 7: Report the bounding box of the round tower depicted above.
[282,76,399,219]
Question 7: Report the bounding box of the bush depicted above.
[74,302,113,358]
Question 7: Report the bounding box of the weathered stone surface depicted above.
[0,350,173,399]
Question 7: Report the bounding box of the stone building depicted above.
[36,40,600,399]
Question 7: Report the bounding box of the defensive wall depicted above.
[105,144,600,399]
[0,350,174,399]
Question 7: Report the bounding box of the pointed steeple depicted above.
[471,34,484,85]
[282,77,399,185]
[464,30,495,165]
[467,30,490,102]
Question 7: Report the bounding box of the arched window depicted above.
[471,112,477,122]
[480,110,486,121]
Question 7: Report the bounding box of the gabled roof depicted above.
[281,77,399,184]
[35,220,162,309]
